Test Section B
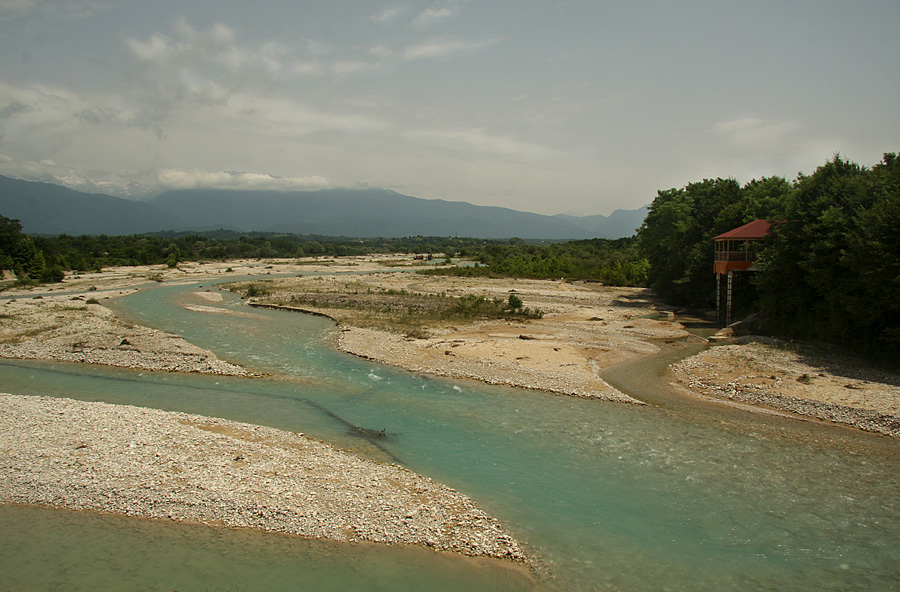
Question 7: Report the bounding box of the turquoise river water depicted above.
[1,278,899,591]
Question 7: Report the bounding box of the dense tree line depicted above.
[455,237,649,286]
[1,216,648,288]
[0,227,498,282]
[0,216,65,283]
[756,154,900,359]
[637,153,899,362]
[637,176,791,306]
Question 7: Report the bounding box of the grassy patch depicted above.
[228,278,543,334]
[241,282,273,298]
[3,323,62,343]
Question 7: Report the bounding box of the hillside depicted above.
[0,175,178,235]
[0,176,647,239]
[554,206,649,238]
[149,188,646,239]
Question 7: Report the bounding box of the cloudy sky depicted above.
[0,0,897,215]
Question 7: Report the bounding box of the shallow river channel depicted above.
[2,278,899,591]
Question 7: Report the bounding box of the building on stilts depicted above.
[713,219,774,326]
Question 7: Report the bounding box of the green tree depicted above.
[638,178,748,305]
[637,175,794,307]
[757,153,900,360]
[0,215,24,271]
[13,235,46,280]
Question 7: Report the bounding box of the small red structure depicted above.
[713,219,773,274]
[713,219,774,325]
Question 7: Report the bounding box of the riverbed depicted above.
[2,277,900,591]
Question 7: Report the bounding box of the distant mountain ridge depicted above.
[0,175,180,236]
[554,206,649,238]
[0,175,647,239]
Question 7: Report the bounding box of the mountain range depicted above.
[0,175,647,239]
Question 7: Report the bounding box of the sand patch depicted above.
[673,339,900,436]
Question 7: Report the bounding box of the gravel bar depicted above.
[0,394,528,562]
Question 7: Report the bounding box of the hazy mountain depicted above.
[1,175,648,239]
[36,174,151,199]
[0,175,179,235]
[148,188,622,239]
[554,205,649,239]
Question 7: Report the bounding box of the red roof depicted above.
[713,219,773,240]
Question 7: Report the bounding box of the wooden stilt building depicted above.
[713,219,773,326]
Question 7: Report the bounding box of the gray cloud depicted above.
[0,0,108,19]
[74,107,121,125]
[402,128,565,163]
[413,7,456,27]
[0,1,897,216]
[369,6,405,23]
[156,169,331,192]
[399,37,496,60]
[0,99,30,119]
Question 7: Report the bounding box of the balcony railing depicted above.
[714,251,758,262]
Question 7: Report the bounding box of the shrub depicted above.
[507,293,524,311]
[40,267,65,284]
[244,283,271,298]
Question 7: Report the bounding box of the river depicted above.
[1,278,899,591]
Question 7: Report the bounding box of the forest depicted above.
[637,153,900,362]
[0,221,645,287]
[0,226,470,281]
[422,237,648,286]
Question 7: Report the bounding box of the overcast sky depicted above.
[0,0,897,215]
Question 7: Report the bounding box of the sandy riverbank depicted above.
[672,337,900,437]
[0,256,536,564]
[0,256,414,375]
[1,256,898,574]
[0,394,527,561]
[4,255,900,436]
[0,290,256,375]
[242,272,692,404]
[236,266,900,437]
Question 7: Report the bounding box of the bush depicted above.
[39,267,65,284]
[244,283,271,298]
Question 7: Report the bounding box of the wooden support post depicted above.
[726,271,733,326]
[716,273,721,325]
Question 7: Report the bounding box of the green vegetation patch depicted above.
[228,280,542,338]
[637,152,900,365]
[419,237,648,286]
